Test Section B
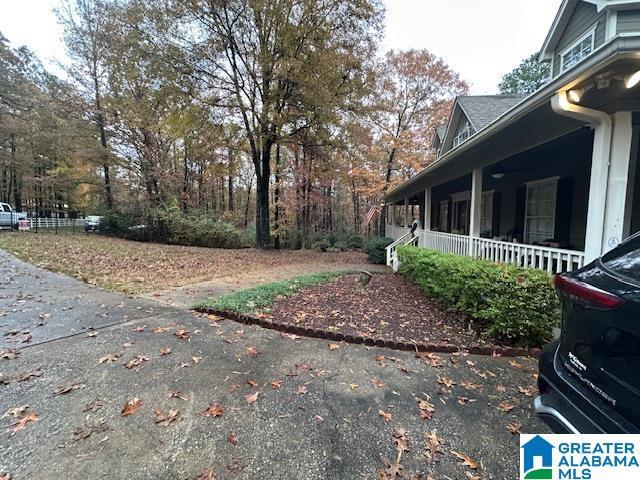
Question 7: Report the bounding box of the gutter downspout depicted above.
[551,91,612,263]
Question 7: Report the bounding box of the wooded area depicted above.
[0,0,469,248]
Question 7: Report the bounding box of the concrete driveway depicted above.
[0,249,547,479]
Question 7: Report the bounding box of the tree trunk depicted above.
[94,76,113,210]
[274,143,281,249]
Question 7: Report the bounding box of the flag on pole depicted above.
[365,203,378,225]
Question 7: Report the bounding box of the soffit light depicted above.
[625,70,640,89]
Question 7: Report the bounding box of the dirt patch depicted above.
[264,273,491,350]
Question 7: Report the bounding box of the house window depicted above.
[525,177,559,244]
[480,192,494,237]
[439,200,449,232]
[451,191,470,234]
[560,28,595,72]
[453,119,475,148]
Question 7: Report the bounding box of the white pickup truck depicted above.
[0,202,27,229]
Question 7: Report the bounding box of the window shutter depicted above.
[447,199,452,233]
[514,186,526,241]
[554,177,573,246]
[492,191,501,238]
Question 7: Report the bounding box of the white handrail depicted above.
[419,230,585,273]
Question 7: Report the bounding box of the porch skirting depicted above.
[385,228,585,274]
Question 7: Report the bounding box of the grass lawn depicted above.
[194,270,349,313]
[0,231,370,294]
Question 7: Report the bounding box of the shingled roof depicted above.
[457,95,526,131]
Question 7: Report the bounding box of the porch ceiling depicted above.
[387,37,640,203]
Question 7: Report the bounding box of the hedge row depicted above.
[397,245,560,347]
[100,209,247,249]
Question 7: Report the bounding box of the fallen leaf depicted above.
[509,359,524,369]
[132,325,147,332]
[270,380,283,389]
[73,420,108,440]
[227,433,238,445]
[392,428,410,455]
[507,421,522,434]
[2,405,29,419]
[451,450,478,469]
[374,354,387,367]
[54,383,85,395]
[159,348,172,356]
[121,398,142,416]
[192,356,202,364]
[349,383,359,390]
[83,400,104,413]
[153,327,169,334]
[194,468,216,480]
[378,410,393,422]
[245,346,259,357]
[10,411,39,435]
[379,457,405,480]
[168,389,187,400]
[174,329,190,340]
[371,377,385,388]
[418,400,435,420]
[0,370,42,385]
[465,472,481,480]
[424,430,445,464]
[460,381,481,390]
[125,355,149,369]
[437,375,456,388]
[245,392,259,404]
[294,386,308,395]
[498,400,515,413]
[154,409,180,426]
[518,385,537,397]
[247,380,258,388]
[202,402,224,417]
[328,343,339,351]
[0,349,19,361]
[99,353,118,364]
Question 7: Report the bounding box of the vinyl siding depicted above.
[617,9,640,34]
[552,2,606,77]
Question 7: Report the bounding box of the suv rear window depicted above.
[601,234,640,282]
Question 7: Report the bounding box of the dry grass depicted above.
[0,231,370,294]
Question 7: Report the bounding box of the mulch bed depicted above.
[197,273,540,357]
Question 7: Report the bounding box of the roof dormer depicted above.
[539,0,640,78]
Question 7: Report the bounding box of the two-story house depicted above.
[385,0,640,274]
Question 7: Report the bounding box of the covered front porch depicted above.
[385,53,640,273]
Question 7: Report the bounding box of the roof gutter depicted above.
[551,90,612,262]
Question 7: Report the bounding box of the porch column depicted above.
[424,187,432,231]
[602,112,634,252]
[469,168,483,255]
[403,198,409,228]
[584,112,633,262]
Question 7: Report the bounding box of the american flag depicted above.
[364,203,378,225]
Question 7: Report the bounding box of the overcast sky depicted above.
[0,0,561,94]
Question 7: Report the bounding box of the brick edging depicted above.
[193,307,541,358]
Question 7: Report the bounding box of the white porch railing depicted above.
[385,231,418,271]
[470,236,585,272]
[386,228,585,274]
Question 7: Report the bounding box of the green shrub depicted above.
[365,236,394,264]
[101,207,246,249]
[397,246,559,347]
[311,238,331,252]
[332,241,348,252]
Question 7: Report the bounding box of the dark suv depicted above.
[535,233,640,433]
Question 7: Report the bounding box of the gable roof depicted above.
[457,95,527,131]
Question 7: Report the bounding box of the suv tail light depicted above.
[554,274,626,309]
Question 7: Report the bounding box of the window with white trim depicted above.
[525,178,558,244]
[480,192,493,237]
[439,200,449,232]
[453,119,475,148]
[560,29,595,72]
